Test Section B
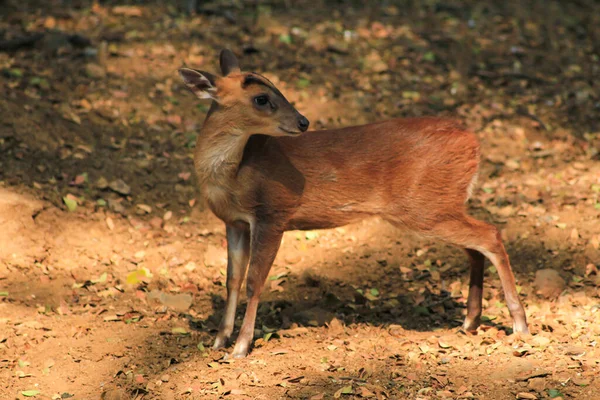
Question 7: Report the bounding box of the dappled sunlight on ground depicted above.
[1,0,599,399]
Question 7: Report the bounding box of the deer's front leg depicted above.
[232,224,283,358]
[213,224,250,350]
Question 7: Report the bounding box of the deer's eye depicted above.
[254,95,269,107]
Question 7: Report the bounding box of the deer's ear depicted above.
[178,68,218,100]
[219,49,240,76]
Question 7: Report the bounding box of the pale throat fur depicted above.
[193,118,252,224]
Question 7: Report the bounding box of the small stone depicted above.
[160,374,170,382]
[528,378,546,392]
[109,179,131,195]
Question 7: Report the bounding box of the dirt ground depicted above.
[1,1,600,399]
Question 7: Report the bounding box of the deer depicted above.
[178,49,529,358]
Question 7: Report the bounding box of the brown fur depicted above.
[180,50,529,358]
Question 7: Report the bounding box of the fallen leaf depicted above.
[136,204,152,213]
[63,195,78,212]
[358,387,376,398]
[334,385,353,398]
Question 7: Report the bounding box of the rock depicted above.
[108,179,131,195]
[528,378,547,392]
[533,269,565,299]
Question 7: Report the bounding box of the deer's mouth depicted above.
[278,126,302,135]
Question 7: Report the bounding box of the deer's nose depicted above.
[297,115,309,132]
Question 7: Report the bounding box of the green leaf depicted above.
[196,103,209,112]
[594,203,600,210]
[305,231,318,240]
[126,268,152,285]
[0,291,8,297]
[370,288,380,297]
[8,68,23,78]
[296,78,310,89]
[340,385,353,394]
[63,196,78,212]
[482,187,494,194]
[548,388,564,398]
[197,342,205,352]
[279,34,292,44]
[18,360,30,368]
[30,76,49,89]
[481,315,497,322]
[172,327,189,335]
[91,272,107,284]
[96,198,107,207]
[423,52,436,62]
[268,272,289,281]
[263,332,273,342]
[21,391,40,397]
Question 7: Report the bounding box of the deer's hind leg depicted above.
[429,215,528,333]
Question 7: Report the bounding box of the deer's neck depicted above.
[194,119,249,190]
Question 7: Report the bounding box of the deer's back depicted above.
[238,118,480,231]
